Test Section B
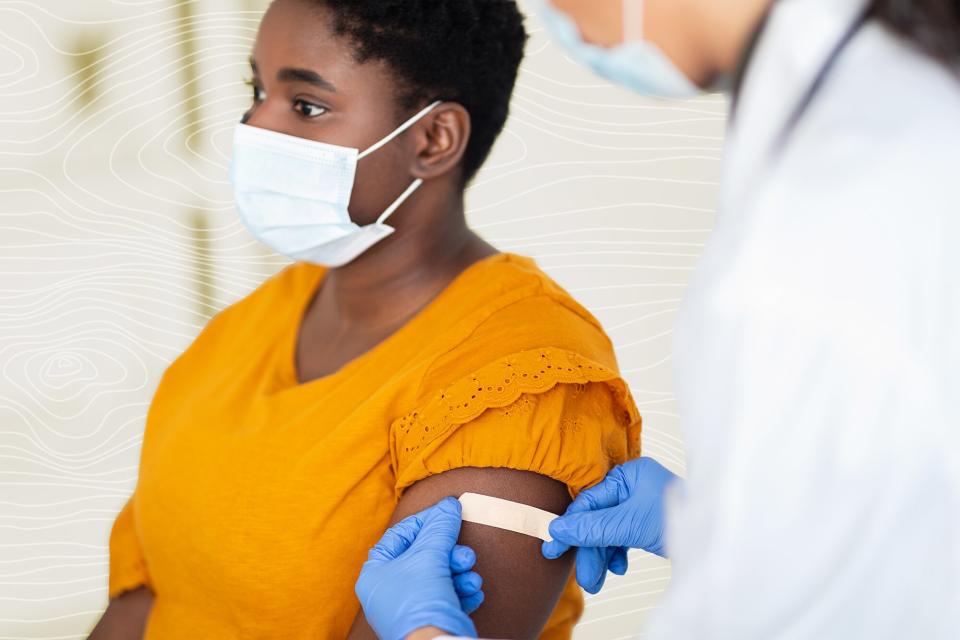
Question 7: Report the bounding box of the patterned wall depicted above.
[0,1,727,637]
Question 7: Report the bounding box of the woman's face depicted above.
[243,0,423,226]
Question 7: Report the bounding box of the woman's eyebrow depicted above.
[248,56,337,93]
[277,67,338,93]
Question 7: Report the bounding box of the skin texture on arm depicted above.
[86,586,154,640]
[349,467,575,640]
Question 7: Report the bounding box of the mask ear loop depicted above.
[622,0,644,43]
[357,100,443,160]
[360,100,442,225]
[376,178,423,224]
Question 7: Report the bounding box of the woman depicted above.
[88,1,642,639]
[356,0,960,638]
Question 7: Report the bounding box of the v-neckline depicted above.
[271,252,514,394]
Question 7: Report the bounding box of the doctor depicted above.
[355,0,960,638]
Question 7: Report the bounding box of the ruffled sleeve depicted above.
[390,347,641,498]
[108,495,151,599]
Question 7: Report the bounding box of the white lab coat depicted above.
[437,1,959,639]
[649,0,960,638]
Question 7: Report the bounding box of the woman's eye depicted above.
[294,100,328,118]
[244,79,265,103]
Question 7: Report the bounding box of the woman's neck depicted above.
[316,188,495,331]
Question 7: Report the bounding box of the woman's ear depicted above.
[410,102,471,181]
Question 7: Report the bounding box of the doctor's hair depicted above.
[871,0,960,72]
[310,0,528,182]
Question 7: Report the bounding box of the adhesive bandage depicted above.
[458,492,558,542]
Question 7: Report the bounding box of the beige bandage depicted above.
[458,493,558,542]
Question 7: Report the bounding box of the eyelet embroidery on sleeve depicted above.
[495,394,534,420]
[392,347,640,459]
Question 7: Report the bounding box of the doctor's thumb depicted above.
[411,497,463,553]
[547,507,626,549]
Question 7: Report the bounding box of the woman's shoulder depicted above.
[455,253,606,336]
[418,254,622,392]
[165,262,321,374]
[206,262,320,333]
[228,261,320,318]
[392,255,641,497]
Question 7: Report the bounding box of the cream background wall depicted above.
[0,1,726,637]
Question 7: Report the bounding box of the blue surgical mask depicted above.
[228,101,441,268]
[537,0,701,100]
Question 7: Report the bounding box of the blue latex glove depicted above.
[356,497,483,640]
[542,457,678,594]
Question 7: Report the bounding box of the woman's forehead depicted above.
[254,1,346,72]
[253,0,395,99]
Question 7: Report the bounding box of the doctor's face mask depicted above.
[538,0,701,99]
[228,101,440,269]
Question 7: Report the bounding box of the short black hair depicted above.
[310,0,528,182]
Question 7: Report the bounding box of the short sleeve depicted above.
[108,495,151,599]
[390,348,641,498]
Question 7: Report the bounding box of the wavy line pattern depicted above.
[0,1,726,638]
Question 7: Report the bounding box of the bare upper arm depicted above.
[87,586,154,640]
[349,467,575,640]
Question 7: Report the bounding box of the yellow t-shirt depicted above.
[108,253,641,639]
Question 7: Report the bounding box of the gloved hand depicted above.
[356,497,483,640]
[541,457,678,594]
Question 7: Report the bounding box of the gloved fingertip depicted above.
[547,517,569,541]
[582,579,602,595]
[548,516,561,533]
[438,496,462,513]
[453,570,483,598]
[576,567,597,594]
[461,589,485,615]
[608,548,628,575]
[592,571,608,594]
[451,544,477,572]
[468,573,483,593]
[541,539,569,559]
